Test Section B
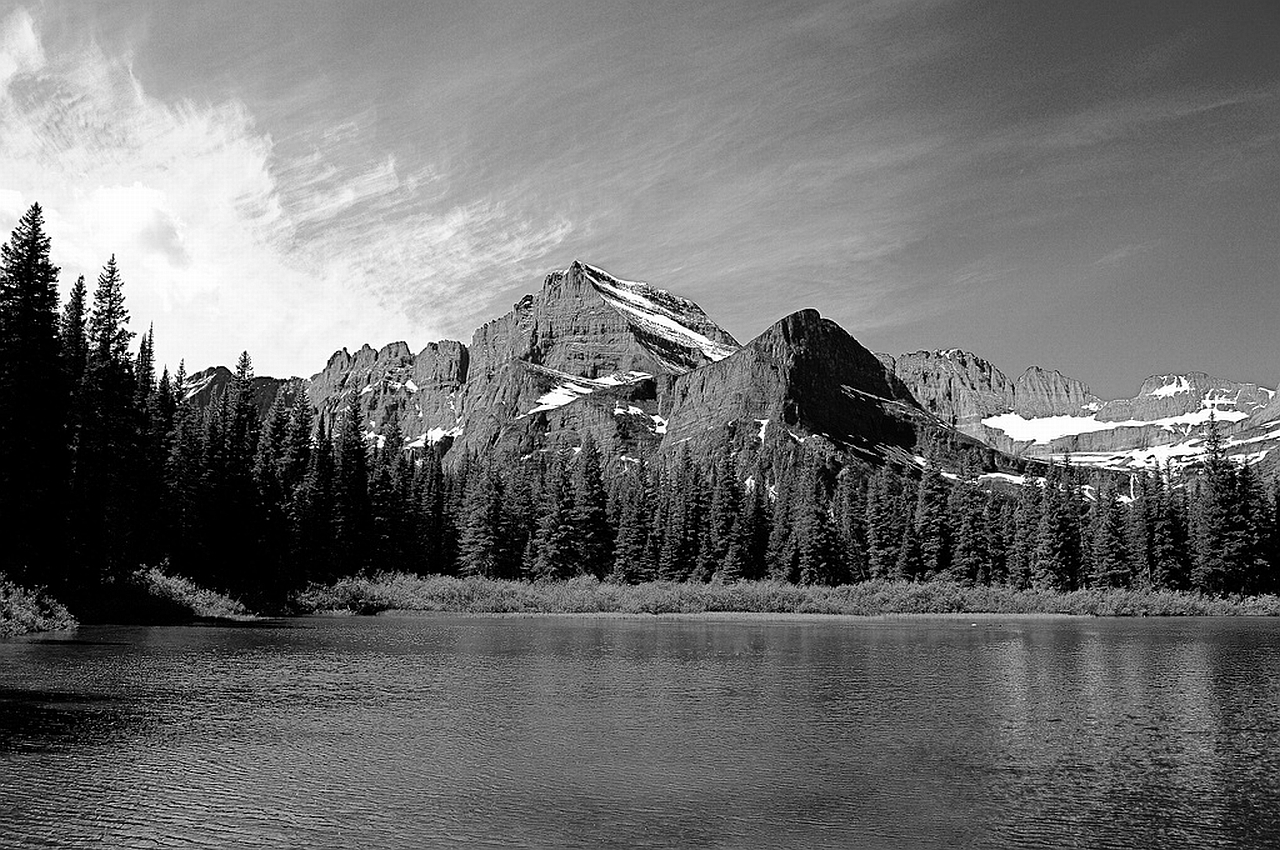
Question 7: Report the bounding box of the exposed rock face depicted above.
[304,340,468,446]
[451,261,738,458]
[891,350,1014,430]
[889,352,1279,471]
[662,311,1003,473]
[284,260,738,459]
[1013,367,1102,418]
[187,258,1277,477]
[183,366,288,419]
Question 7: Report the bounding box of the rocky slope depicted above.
[183,366,289,419]
[186,259,1276,478]
[661,310,1006,473]
[282,260,739,460]
[889,351,1278,472]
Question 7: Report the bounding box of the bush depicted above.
[0,574,76,635]
[290,574,1280,618]
[132,565,251,619]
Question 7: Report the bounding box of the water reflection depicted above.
[1,616,1278,848]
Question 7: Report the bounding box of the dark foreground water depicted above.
[2,615,1279,849]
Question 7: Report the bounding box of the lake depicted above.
[2,615,1279,848]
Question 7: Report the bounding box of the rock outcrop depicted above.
[185,259,1278,477]
[662,311,1004,473]
[304,340,468,447]
[183,366,289,419]
[890,350,1014,430]
[889,351,1278,471]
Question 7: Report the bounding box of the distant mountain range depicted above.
[187,261,1278,477]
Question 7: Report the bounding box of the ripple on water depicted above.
[1,616,1279,849]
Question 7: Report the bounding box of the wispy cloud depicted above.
[0,7,571,376]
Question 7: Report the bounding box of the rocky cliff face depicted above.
[449,260,738,458]
[889,350,1013,430]
[183,366,289,419]
[889,352,1278,471]
[662,311,1004,474]
[280,260,738,460]
[187,259,1276,477]
[304,340,468,447]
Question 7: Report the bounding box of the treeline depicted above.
[1,203,1278,612]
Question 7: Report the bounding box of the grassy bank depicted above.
[292,573,1280,618]
[0,574,77,636]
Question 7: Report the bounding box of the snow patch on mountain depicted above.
[983,401,1252,445]
[405,425,464,449]
[519,368,653,418]
[578,262,739,367]
[1147,375,1192,397]
[182,371,219,401]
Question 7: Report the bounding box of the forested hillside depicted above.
[1,203,1277,617]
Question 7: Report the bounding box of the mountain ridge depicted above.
[188,261,1277,476]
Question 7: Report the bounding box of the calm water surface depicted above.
[2,615,1279,849]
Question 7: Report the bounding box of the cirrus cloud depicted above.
[0,7,572,378]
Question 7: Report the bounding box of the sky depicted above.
[0,1,1275,397]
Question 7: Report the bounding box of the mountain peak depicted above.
[572,260,739,373]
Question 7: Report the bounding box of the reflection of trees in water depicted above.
[0,687,140,751]
[979,621,1280,845]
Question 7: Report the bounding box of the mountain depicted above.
[188,259,1276,478]
[888,351,1279,472]
[296,260,740,460]
[661,309,1002,473]
[183,366,290,418]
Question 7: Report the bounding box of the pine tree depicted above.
[794,458,842,586]
[766,453,801,582]
[533,452,577,580]
[915,464,951,580]
[832,472,869,581]
[59,274,88,388]
[610,469,652,584]
[949,482,990,586]
[60,275,90,496]
[253,388,294,601]
[0,203,67,586]
[570,435,611,578]
[657,446,699,581]
[1089,484,1129,588]
[87,256,132,362]
[698,450,740,581]
[416,448,447,573]
[1008,478,1041,588]
[1191,417,1237,594]
[73,255,140,582]
[459,459,504,579]
[333,396,372,575]
[292,419,337,584]
[737,470,770,581]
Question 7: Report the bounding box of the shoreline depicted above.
[364,609,1088,622]
[290,574,1280,619]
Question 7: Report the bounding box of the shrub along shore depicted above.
[291,573,1280,618]
[0,575,77,636]
[7,572,1280,637]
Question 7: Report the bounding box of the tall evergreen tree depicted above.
[458,459,504,579]
[333,396,372,575]
[570,435,612,578]
[59,274,88,388]
[1089,484,1130,588]
[609,468,652,584]
[533,452,577,580]
[74,255,139,582]
[0,203,67,585]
